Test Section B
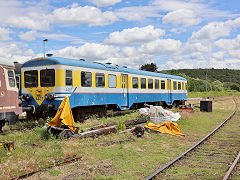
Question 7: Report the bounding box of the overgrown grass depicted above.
[188,90,238,98]
[0,95,238,179]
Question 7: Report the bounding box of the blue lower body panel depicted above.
[22,92,187,111]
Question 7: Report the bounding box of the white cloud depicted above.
[215,34,240,50]
[19,30,38,41]
[190,52,205,60]
[0,27,13,41]
[0,0,51,30]
[191,21,230,41]
[152,0,238,19]
[89,0,122,7]
[215,34,240,59]
[121,47,138,57]
[50,43,120,61]
[139,39,182,54]
[185,42,211,53]
[161,58,240,70]
[212,51,224,60]
[115,6,162,21]
[163,9,201,26]
[52,5,118,26]
[0,42,34,63]
[19,30,85,44]
[161,60,194,70]
[190,17,240,41]
[104,25,165,45]
[6,15,50,30]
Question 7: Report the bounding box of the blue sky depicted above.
[1,0,240,70]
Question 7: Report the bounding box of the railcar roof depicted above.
[22,57,186,80]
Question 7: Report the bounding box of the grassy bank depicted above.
[188,90,238,98]
[0,95,238,179]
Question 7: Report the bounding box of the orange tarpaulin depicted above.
[145,121,184,137]
[48,96,76,132]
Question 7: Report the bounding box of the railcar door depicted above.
[167,79,172,105]
[121,74,129,108]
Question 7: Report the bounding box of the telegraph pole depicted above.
[205,71,208,91]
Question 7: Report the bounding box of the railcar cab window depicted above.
[108,74,116,88]
[173,81,177,90]
[161,80,165,90]
[65,70,72,86]
[132,77,138,88]
[96,73,105,87]
[8,70,15,87]
[141,78,146,89]
[40,69,55,87]
[24,70,38,88]
[178,82,181,90]
[81,71,92,87]
[155,79,159,89]
[148,79,153,89]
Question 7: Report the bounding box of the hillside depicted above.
[159,69,240,92]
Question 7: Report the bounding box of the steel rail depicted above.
[145,98,238,180]
[223,151,240,180]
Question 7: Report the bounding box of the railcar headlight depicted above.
[45,93,55,100]
[21,94,26,100]
[21,94,32,101]
[26,94,31,100]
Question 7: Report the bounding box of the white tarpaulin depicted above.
[149,105,181,124]
[139,107,150,116]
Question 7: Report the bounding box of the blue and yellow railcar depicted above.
[21,57,187,120]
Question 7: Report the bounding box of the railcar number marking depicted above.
[36,97,44,101]
[66,87,73,92]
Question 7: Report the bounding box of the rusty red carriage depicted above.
[0,57,22,127]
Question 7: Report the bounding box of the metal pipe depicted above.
[43,39,48,58]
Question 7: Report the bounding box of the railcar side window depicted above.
[40,69,55,87]
[155,79,159,89]
[65,70,72,86]
[161,80,165,90]
[108,74,116,88]
[24,70,38,88]
[178,82,181,90]
[182,82,184,90]
[96,73,105,87]
[148,79,153,89]
[173,81,177,90]
[8,70,15,87]
[81,71,92,87]
[141,78,146,89]
[132,77,138,88]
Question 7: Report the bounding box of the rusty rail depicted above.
[223,151,240,180]
[13,154,81,179]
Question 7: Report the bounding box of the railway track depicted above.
[146,97,240,180]
[224,150,240,180]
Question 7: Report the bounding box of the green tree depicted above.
[139,63,158,72]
